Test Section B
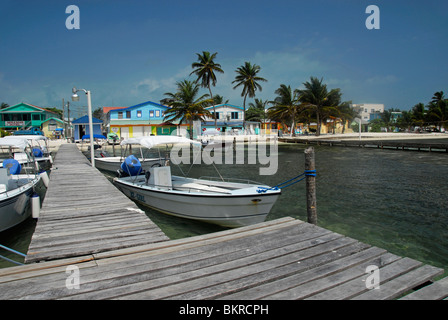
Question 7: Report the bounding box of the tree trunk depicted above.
[316,109,321,136]
[243,93,248,133]
[208,85,216,128]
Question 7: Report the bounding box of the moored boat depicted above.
[113,136,281,227]
[0,137,42,232]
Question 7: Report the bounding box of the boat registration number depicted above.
[130,191,146,203]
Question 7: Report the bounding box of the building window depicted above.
[231,112,238,120]
[137,110,142,118]
[212,112,220,120]
[126,111,131,119]
[32,114,40,121]
[149,111,154,117]
[155,110,160,117]
[118,112,123,119]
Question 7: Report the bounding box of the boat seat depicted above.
[171,180,231,194]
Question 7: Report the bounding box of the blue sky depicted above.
[0,0,447,114]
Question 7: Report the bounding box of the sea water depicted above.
[1,142,447,277]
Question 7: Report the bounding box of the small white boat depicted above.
[2,135,52,172]
[93,138,165,173]
[0,137,42,232]
[113,136,281,227]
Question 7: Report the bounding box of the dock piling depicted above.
[305,147,317,225]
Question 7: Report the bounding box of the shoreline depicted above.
[279,132,448,142]
[45,131,448,153]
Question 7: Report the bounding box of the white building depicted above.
[350,103,385,122]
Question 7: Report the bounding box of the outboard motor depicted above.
[119,155,143,177]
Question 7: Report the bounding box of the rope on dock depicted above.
[0,244,26,265]
[257,170,317,193]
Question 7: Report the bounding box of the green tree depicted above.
[246,98,268,122]
[427,91,448,129]
[212,94,229,105]
[268,84,302,136]
[411,102,426,128]
[232,62,267,130]
[1,103,9,109]
[297,77,341,136]
[396,110,413,131]
[337,101,358,133]
[190,51,224,128]
[45,107,63,118]
[162,80,212,139]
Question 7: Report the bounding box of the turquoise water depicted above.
[1,142,447,278]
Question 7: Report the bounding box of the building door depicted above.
[120,127,129,138]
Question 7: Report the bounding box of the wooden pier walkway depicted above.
[0,143,447,300]
[25,143,169,263]
[279,137,448,152]
[0,217,446,300]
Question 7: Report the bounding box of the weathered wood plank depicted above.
[25,143,169,263]
[400,277,448,300]
[352,264,444,300]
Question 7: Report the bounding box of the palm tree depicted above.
[268,84,302,136]
[190,51,224,128]
[212,94,229,105]
[337,101,358,133]
[428,91,448,129]
[162,80,213,139]
[297,77,341,136]
[232,62,267,130]
[411,102,426,128]
[246,98,268,123]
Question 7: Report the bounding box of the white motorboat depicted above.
[2,135,52,172]
[93,138,165,173]
[113,136,281,227]
[0,137,42,232]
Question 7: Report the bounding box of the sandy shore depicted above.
[46,131,448,154]
[279,132,448,141]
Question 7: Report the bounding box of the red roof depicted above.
[102,106,128,114]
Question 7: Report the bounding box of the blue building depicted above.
[72,115,103,141]
[108,101,178,138]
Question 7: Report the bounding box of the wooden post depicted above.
[305,147,317,225]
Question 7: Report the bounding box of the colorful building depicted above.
[72,115,103,141]
[41,117,66,138]
[0,102,60,130]
[108,101,178,138]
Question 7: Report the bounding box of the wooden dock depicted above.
[0,217,447,300]
[25,143,169,263]
[279,137,448,152]
[0,142,447,301]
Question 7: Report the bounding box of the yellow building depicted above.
[41,118,65,138]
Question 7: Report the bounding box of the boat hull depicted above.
[114,176,280,228]
[0,176,41,233]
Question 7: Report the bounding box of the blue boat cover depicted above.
[120,155,142,176]
[3,159,22,175]
[32,148,43,158]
